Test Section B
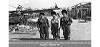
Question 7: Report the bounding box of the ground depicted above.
[9,19,91,47]
[9,19,91,40]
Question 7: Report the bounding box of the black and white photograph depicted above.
[9,0,91,47]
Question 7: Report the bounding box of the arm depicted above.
[36,19,40,28]
[58,18,60,28]
[51,20,53,30]
[45,18,49,27]
[47,19,50,27]
[60,17,63,26]
[68,18,72,25]
[60,17,63,28]
[69,18,72,23]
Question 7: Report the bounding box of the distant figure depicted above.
[60,10,72,40]
[16,5,23,15]
[37,13,49,40]
[51,11,60,40]
[16,5,22,12]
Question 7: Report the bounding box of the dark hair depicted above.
[39,13,45,16]
[51,11,56,16]
[61,10,67,14]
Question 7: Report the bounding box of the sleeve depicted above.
[58,18,60,28]
[51,19,52,25]
[36,19,40,27]
[51,19,53,28]
[60,18,63,26]
[46,19,50,27]
[69,18,72,23]
[68,18,72,25]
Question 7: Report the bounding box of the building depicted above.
[69,2,91,21]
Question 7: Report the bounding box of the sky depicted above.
[9,0,91,11]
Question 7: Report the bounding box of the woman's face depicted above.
[63,13,68,17]
[53,15,58,19]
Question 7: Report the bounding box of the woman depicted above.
[51,11,60,40]
[60,10,72,40]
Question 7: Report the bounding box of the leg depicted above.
[63,31,69,40]
[56,28,60,40]
[63,26,70,40]
[62,27,68,40]
[40,32,44,39]
[55,28,59,40]
[44,27,49,40]
[51,28,56,40]
[40,27,45,40]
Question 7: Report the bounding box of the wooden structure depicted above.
[69,2,91,21]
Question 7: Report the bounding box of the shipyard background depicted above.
[9,0,91,47]
[9,2,91,40]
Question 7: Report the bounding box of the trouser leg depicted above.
[62,26,70,40]
[44,27,49,40]
[39,27,45,39]
[56,30,60,39]
[51,27,55,39]
[51,28,59,40]
[51,30,56,39]
[40,32,44,39]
